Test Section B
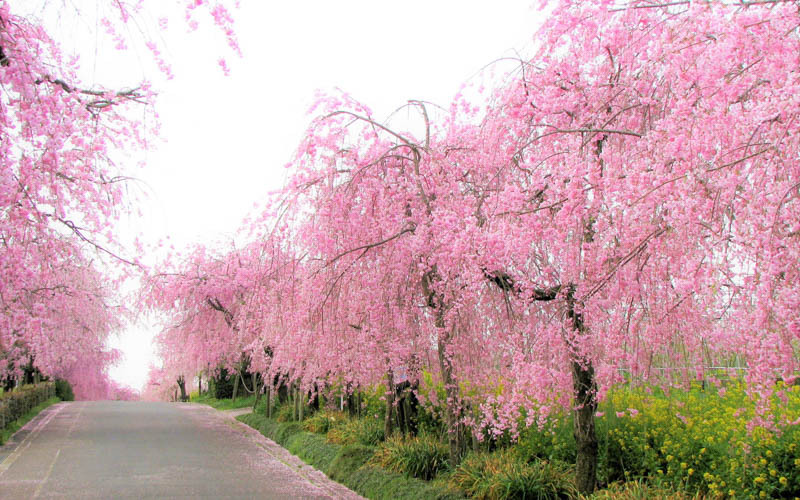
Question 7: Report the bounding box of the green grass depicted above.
[237,412,464,499]
[189,392,259,410]
[371,433,451,480]
[0,396,60,445]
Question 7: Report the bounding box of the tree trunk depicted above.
[567,286,598,494]
[293,384,300,421]
[198,374,202,395]
[299,386,305,421]
[436,312,464,466]
[177,375,188,402]
[232,371,240,401]
[396,387,407,435]
[266,384,272,418]
[384,369,394,439]
[253,374,262,411]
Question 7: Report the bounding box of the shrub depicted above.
[587,480,697,499]
[275,401,295,422]
[54,379,74,401]
[509,381,800,498]
[303,410,346,434]
[451,450,577,500]
[516,417,576,465]
[371,433,450,480]
[1,382,56,430]
[327,415,385,446]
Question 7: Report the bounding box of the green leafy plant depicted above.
[302,410,346,434]
[327,415,385,446]
[54,379,74,402]
[371,433,450,480]
[451,450,577,500]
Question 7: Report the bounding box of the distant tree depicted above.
[0,1,240,396]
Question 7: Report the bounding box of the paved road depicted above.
[0,402,364,499]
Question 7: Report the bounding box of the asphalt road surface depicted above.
[0,401,364,499]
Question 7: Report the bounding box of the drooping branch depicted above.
[205,297,234,328]
[482,269,562,302]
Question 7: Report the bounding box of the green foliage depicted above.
[516,417,577,465]
[451,450,577,500]
[286,431,342,474]
[515,381,800,498]
[302,409,347,434]
[1,382,57,431]
[190,392,256,410]
[275,401,296,422]
[328,444,376,482]
[212,367,234,399]
[327,414,385,446]
[362,385,389,416]
[239,412,282,441]
[238,412,463,500]
[274,421,303,445]
[0,396,59,445]
[585,480,699,500]
[371,433,450,480]
[346,466,465,500]
[54,379,74,401]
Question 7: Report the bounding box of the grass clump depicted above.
[451,449,577,500]
[371,433,450,480]
[302,410,346,434]
[327,414,385,446]
[275,401,296,422]
[585,479,700,499]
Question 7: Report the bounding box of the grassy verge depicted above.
[189,392,259,410]
[0,396,60,445]
[238,412,464,500]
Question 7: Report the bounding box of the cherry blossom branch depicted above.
[325,225,416,267]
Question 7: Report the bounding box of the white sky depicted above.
[30,1,543,391]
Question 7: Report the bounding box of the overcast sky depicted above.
[35,1,543,391]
